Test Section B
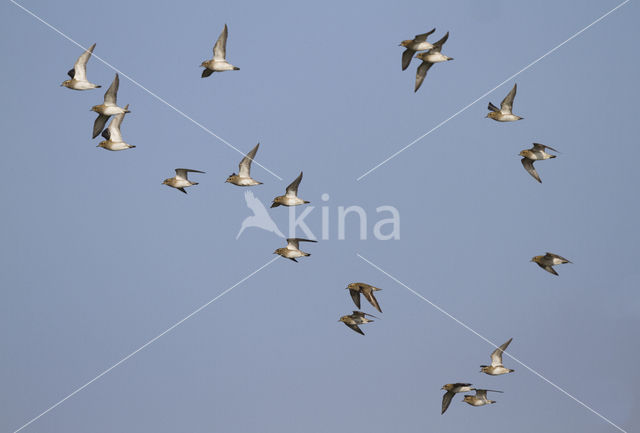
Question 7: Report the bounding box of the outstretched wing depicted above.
[73,43,96,81]
[362,288,382,313]
[104,73,119,105]
[213,24,228,61]
[441,391,454,414]
[414,28,436,42]
[239,143,259,177]
[521,158,541,183]
[349,289,361,309]
[106,104,128,142]
[500,83,517,114]
[92,113,109,139]
[285,172,304,197]
[490,338,512,367]
[532,143,559,153]
[414,61,433,92]
[345,322,364,335]
[175,168,205,180]
[431,31,449,52]
[401,48,415,71]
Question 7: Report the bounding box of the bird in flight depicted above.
[414,31,453,93]
[346,282,383,313]
[480,338,515,376]
[226,143,263,186]
[162,168,205,194]
[61,43,100,90]
[201,24,240,77]
[271,172,309,207]
[486,83,523,121]
[399,28,436,71]
[531,252,572,276]
[90,73,130,139]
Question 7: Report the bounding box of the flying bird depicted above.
[399,28,436,71]
[226,143,262,186]
[271,172,309,207]
[97,104,135,151]
[346,282,382,313]
[162,168,205,194]
[531,252,571,276]
[61,43,100,90]
[441,383,475,414]
[201,24,240,77]
[462,389,503,407]
[486,83,523,121]
[274,238,317,262]
[480,338,514,376]
[339,311,378,335]
[236,190,285,239]
[90,74,130,138]
[520,143,558,183]
[414,32,453,92]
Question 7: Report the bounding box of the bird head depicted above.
[60,80,71,88]
[399,40,412,47]
[90,105,100,113]
[225,173,237,183]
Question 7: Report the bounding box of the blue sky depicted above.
[1,0,638,432]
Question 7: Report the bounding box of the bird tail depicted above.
[271,202,280,208]
[303,253,311,257]
[233,66,240,70]
[192,182,199,186]
[96,85,102,88]
[303,201,310,204]
[549,155,556,159]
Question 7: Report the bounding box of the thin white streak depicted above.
[9,0,282,181]
[11,256,279,433]
[356,253,628,433]
[357,0,630,181]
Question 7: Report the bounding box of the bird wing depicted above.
[401,48,415,71]
[487,102,500,112]
[532,143,559,153]
[545,252,571,263]
[239,143,259,178]
[362,287,382,313]
[104,73,119,105]
[490,338,512,367]
[431,31,449,52]
[349,289,361,309]
[73,43,95,81]
[285,172,303,197]
[92,113,109,139]
[543,265,559,275]
[521,158,541,183]
[286,238,317,249]
[285,238,300,249]
[414,61,433,92]
[441,391,454,414]
[213,24,228,61]
[500,83,517,114]
[345,322,364,335]
[175,168,205,180]
[475,389,488,399]
[106,104,128,142]
[414,28,436,42]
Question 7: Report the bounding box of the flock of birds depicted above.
[59,23,574,415]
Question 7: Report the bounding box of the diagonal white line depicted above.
[11,256,280,433]
[8,0,283,181]
[356,253,628,433]
[357,0,630,181]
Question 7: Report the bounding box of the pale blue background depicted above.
[1,0,638,432]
